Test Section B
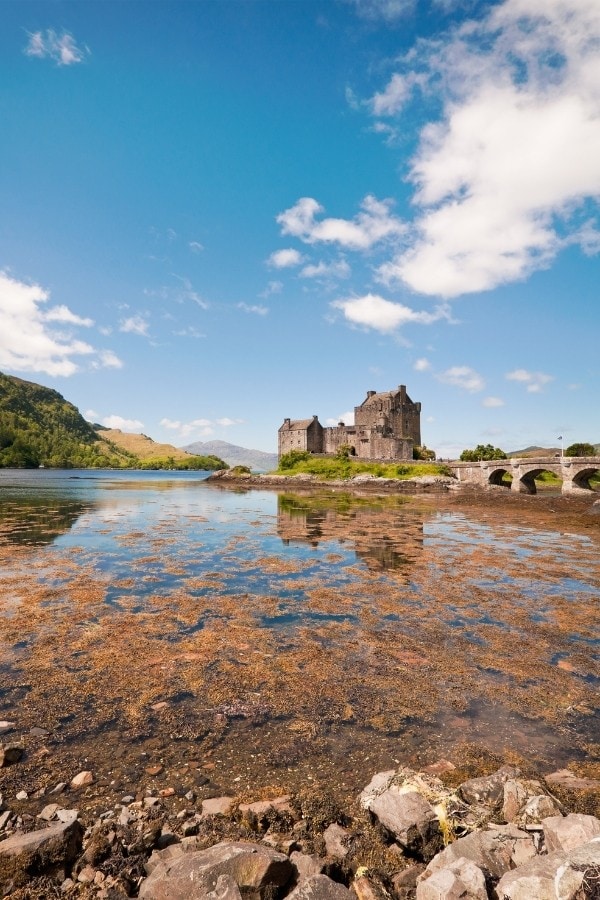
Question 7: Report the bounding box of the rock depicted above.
[16,791,28,801]
[0,743,24,767]
[290,851,325,883]
[77,864,97,883]
[458,766,519,807]
[50,782,67,795]
[392,865,424,899]
[139,840,293,899]
[0,818,84,895]
[422,823,536,882]
[496,837,600,899]
[323,823,350,859]
[544,769,600,791]
[423,760,456,776]
[37,803,60,821]
[70,771,94,790]
[363,785,442,861]
[501,778,560,823]
[286,873,352,899]
[0,723,16,736]
[352,872,390,900]
[416,856,487,900]
[145,764,164,776]
[543,813,600,852]
[238,795,295,828]
[201,796,235,818]
[29,726,49,737]
[56,809,79,825]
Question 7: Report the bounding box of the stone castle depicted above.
[278,384,421,461]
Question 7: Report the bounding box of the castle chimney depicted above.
[367,390,376,398]
[284,418,290,426]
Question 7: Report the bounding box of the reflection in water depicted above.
[277,492,424,572]
[0,497,93,546]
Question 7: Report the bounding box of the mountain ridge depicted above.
[182,439,278,472]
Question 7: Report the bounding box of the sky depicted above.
[1,0,598,457]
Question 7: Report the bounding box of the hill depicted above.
[182,439,278,472]
[0,372,226,470]
[508,444,600,458]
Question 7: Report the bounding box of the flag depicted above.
[557,436,562,440]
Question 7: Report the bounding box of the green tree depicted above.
[460,443,507,462]
[413,445,436,461]
[565,442,596,457]
[279,449,311,469]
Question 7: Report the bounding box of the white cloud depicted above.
[438,365,485,392]
[325,410,355,426]
[277,195,406,251]
[0,270,119,376]
[260,280,283,298]
[483,396,505,407]
[93,350,123,370]
[370,73,424,116]
[506,368,553,393]
[300,259,351,279]
[160,417,214,439]
[371,0,600,297]
[413,357,431,372]
[101,415,144,432]
[172,326,205,338]
[189,241,204,253]
[349,0,414,21]
[119,315,149,337]
[331,293,449,333]
[24,29,89,66]
[237,302,268,315]
[267,248,303,269]
[216,417,244,427]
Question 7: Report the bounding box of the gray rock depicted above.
[323,823,350,859]
[238,795,295,828]
[459,766,519,807]
[496,836,600,899]
[139,840,293,899]
[0,723,16,736]
[0,811,12,832]
[416,856,487,900]
[0,818,84,895]
[501,778,562,823]
[201,796,235,818]
[286,874,352,899]
[543,813,600,852]
[37,803,60,821]
[520,794,563,824]
[0,743,24,767]
[366,786,442,860]
[423,823,536,882]
[544,769,600,791]
[290,851,325,883]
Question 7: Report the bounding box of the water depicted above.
[0,470,598,798]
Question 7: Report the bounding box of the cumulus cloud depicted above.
[119,315,149,337]
[94,350,123,369]
[24,29,89,66]
[349,0,415,21]
[506,368,553,393]
[413,357,431,372]
[326,410,355,426]
[331,293,449,333]
[237,302,268,315]
[438,366,485,392]
[267,248,303,269]
[160,416,243,439]
[483,396,505,408]
[277,195,406,251]
[188,241,204,253]
[300,259,351,279]
[101,415,144,432]
[371,0,600,297]
[0,270,118,376]
[260,280,283,298]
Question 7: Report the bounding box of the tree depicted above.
[413,445,436,461]
[460,444,507,462]
[565,442,596,457]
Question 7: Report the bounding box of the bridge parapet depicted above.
[448,456,600,495]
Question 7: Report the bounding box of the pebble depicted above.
[145,764,163,776]
[38,803,60,821]
[16,791,28,801]
[71,770,94,789]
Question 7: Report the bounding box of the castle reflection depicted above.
[277,492,425,573]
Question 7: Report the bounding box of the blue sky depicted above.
[1,0,598,456]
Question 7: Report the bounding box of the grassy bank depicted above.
[275,452,453,481]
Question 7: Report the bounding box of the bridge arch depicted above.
[487,466,511,488]
[511,466,561,495]
[570,466,600,492]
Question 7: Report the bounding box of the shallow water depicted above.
[0,470,598,800]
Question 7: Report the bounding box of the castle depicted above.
[278,384,421,461]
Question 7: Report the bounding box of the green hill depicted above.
[0,372,227,470]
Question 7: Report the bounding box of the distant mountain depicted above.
[182,439,278,472]
[508,444,600,458]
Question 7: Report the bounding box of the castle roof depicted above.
[278,417,319,432]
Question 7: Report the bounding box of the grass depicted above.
[274,456,453,481]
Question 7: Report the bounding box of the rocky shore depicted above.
[2,737,600,899]
[206,470,457,493]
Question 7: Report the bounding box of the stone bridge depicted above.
[448,456,600,495]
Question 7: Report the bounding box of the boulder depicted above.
[139,840,293,899]
[290,850,325,883]
[542,813,600,852]
[416,856,487,900]
[323,823,350,859]
[286,873,352,899]
[496,836,600,899]
[201,796,235,818]
[422,824,536,883]
[544,769,600,791]
[238,795,295,828]
[458,767,519,808]
[501,778,562,824]
[360,772,442,861]
[0,818,84,894]
[0,743,24,767]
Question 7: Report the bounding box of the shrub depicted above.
[565,442,596,457]
[460,444,507,462]
[279,449,311,469]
